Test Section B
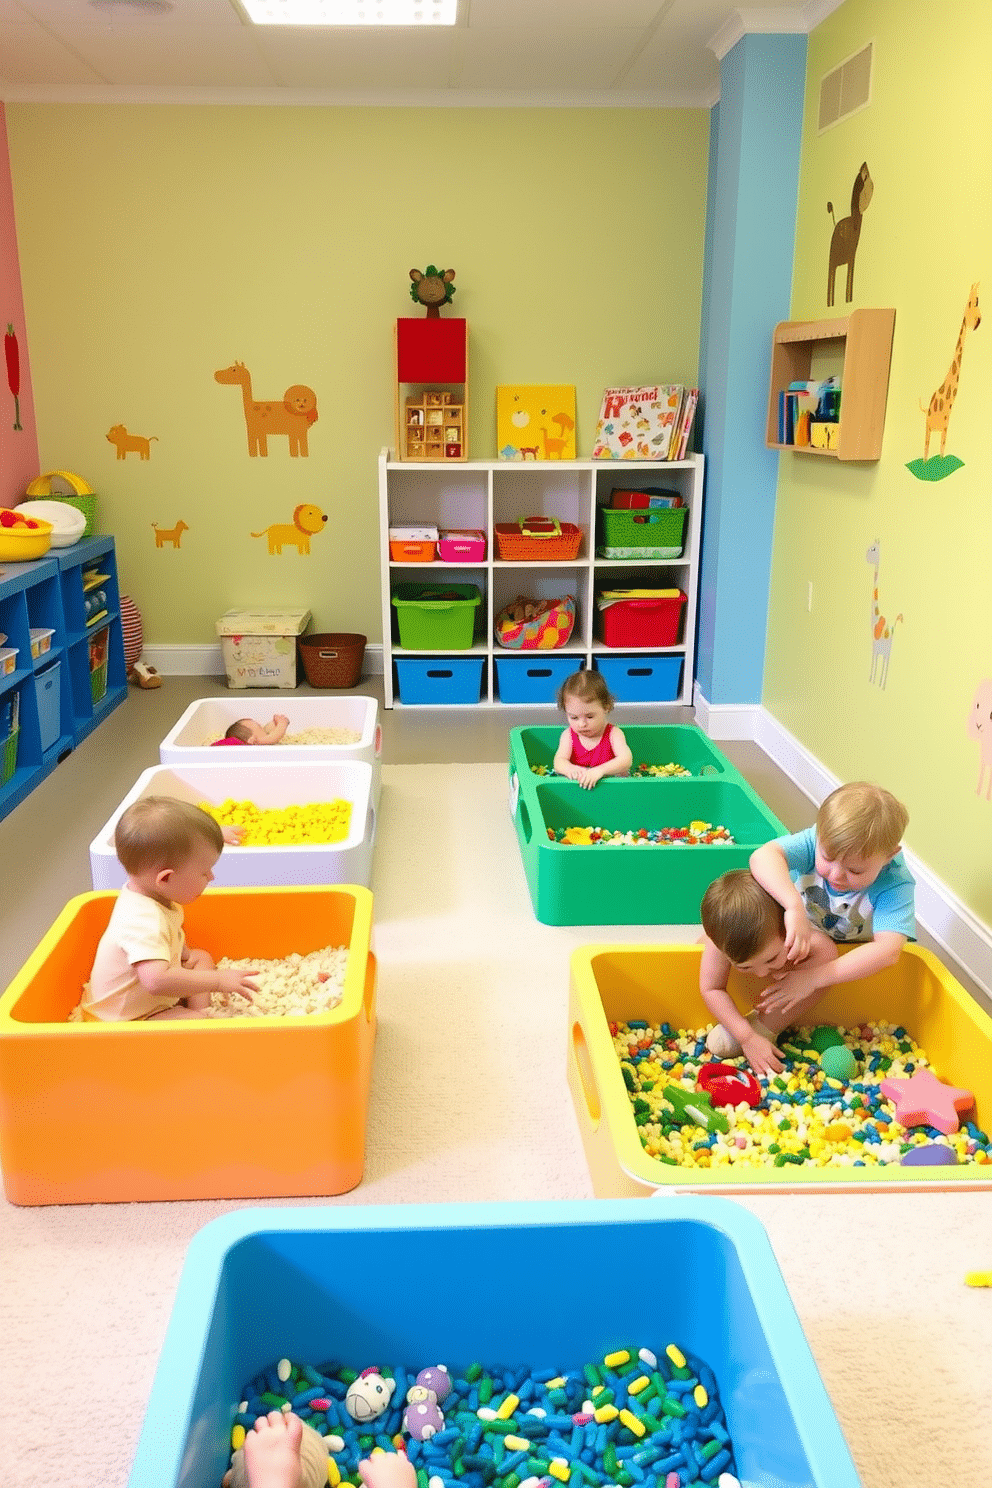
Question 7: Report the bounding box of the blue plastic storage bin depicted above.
[594,653,683,702]
[495,653,578,704]
[395,655,483,704]
[128,1198,861,1488]
[34,659,61,752]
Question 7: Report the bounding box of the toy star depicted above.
[880,1069,975,1135]
[662,1082,729,1133]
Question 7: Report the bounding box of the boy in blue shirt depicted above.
[747,780,915,1033]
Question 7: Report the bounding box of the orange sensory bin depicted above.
[0,885,376,1206]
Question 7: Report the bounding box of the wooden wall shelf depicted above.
[766,307,895,462]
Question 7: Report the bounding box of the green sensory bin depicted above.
[508,766,787,931]
[510,723,740,781]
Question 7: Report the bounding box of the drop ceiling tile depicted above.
[0,17,105,81]
[255,25,456,90]
[43,20,277,84]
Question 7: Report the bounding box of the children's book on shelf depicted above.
[496,385,576,460]
[670,388,698,459]
[591,384,685,461]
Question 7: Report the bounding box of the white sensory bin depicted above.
[89,761,376,890]
[159,694,381,805]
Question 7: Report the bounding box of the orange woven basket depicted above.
[494,516,582,561]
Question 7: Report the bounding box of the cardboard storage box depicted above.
[89,761,376,889]
[568,942,992,1195]
[0,886,376,1205]
[159,695,382,807]
[127,1198,860,1488]
[216,608,312,689]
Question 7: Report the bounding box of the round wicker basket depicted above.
[299,632,367,689]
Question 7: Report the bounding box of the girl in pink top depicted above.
[552,670,633,789]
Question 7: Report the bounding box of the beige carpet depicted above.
[2,763,991,1488]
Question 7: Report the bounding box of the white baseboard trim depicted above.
[695,687,992,1000]
[143,642,385,678]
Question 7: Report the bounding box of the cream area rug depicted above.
[2,763,991,1488]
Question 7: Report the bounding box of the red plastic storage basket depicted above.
[597,590,687,648]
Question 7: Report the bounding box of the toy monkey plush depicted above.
[409,266,456,317]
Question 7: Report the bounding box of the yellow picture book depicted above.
[496,385,576,461]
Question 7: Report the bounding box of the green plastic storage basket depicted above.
[391,582,481,650]
[1,727,18,786]
[49,493,97,537]
[598,505,687,555]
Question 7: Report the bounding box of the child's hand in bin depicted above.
[216,968,259,1002]
[221,824,245,846]
[359,1452,416,1488]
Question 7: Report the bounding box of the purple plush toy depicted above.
[415,1366,452,1403]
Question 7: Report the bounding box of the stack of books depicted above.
[592,384,699,461]
[777,377,840,446]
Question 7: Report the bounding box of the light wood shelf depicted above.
[766,307,895,461]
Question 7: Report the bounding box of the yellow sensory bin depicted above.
[0,885,376,1205]
[568,942,992,1195]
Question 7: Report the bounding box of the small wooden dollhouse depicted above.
[395,317,468,462]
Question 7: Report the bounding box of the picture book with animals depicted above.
[496,386,577,461]
[591,385,684,461]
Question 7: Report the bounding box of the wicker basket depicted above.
[299,632,367,689]
[494,517,582,561]
[49,493,97,537]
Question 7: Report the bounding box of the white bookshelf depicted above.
[377,448,705,708]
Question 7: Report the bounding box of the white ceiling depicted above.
[0,0,843,103]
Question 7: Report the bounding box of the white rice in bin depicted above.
[206,945,349,1017]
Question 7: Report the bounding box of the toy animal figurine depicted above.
[346,1368,397,1422]
[410,266,456,317]
[402,1366,451,1441]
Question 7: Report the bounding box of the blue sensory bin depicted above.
[127,1199,861,1488]
[508,727,785,926]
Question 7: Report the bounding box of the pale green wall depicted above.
[764,1,992,919]
[5,104,708,647]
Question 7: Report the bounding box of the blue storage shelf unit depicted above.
[0,535,127,823]
[128,1198,861,1488]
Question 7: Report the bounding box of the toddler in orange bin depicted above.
[81,796,257,1022]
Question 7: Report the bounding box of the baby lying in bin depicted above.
[212,712,289,747]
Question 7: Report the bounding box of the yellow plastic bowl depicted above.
[0,516,53,561]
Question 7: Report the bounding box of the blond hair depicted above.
[701,869,785,966]
[115,796,223,876]
[557,669,615,712]
[817,782,908,861]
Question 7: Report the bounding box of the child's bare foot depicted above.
[242,1411,304,1488]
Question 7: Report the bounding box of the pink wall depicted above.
[0,104,39,508]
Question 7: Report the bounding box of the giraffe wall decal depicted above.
[866,539,903,689]
[921,282,981,459]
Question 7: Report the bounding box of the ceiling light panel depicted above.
[240,0,457,24]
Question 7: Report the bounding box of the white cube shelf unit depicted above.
[378,448,704,708]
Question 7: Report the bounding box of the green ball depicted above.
[809,1024,845,1052]
[820,1043,858,1081]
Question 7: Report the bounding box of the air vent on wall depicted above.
[818,42,872,131]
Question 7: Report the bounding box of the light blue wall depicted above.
[696,33,807,705]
